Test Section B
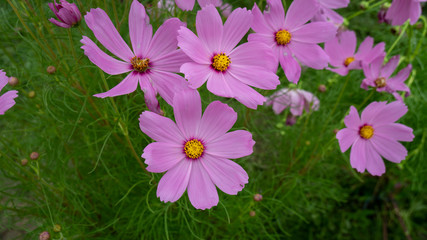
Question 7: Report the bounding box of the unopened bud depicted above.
[28,91,36,98]
[21,159,28,166]
[253,193,263,202]
[249,211,256,217]
[47,66,56,74]
[333,129,339,135]
[53,224,61,232]
[39,231,50,240]
[318,84,326,92]
[30,152,39,160]
[8,77,19,86]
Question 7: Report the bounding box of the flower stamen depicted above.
[184,139,205,159]
[359,125,374,139]
[212,53,231,72]
[344,57,355,67]
[275,29,291,46]
[131,56,150,72]
[375,77,387,88]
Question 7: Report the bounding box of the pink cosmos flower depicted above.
[361,55,411,101]
[0,70,18,115]
[178,4,279,109]
[336,101,414,176]
[48,0,82,28]
[386,0,427,26]
[175,0,221,11]
[81,0,189,113]
[139,89,253,210]
[325,30,385,76]
[312,0,349,25]
[249,0,336,83]
[266,88,319,116]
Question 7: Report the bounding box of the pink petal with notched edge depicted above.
[187,160,218,210]
[139,111,185,143]
[349,139,367,173]
[381,55,400,79]
[0,71,8,90]
[360,101,387,124]
[196,4,223,53]
[206,72,233,98]
[151,50,191,73]
[375,123,414,142]
[198,101,237,142]
[370,135,408,163]
[290,42,329,69]
[84,8,134,62]
[229,42,277,72]
[198,0,221,7]
[139,74,161,114]
[291,22,337,44]
[228,65,279,90]
[251,3,273,34]
[339,31,357,58]
[129,0,152,58]
[201,154,248,195]
[80,36,131,75]
[175,0,195,11]
[142,142,185,173]
[157,160,192,203]
[264,0,286,30]
[205,130,255,159]
[354,36,373,60]
[324,36,345,67]
[180,62,212,89]
[146,18,185,59]
[363,55,383,79]
[344,106,361,130]
[173,89,202,138]
[362,42,385,65]
[178,27,211,64]
[221,7,252,53]
[387,64,412,93]
[49,18,71,28]
[365,141,386,176]
[149,70,188,106]
[93,72,138,98]
[284,0,318,30]
[370,101,408,126]
[336,128,358,152]
[279,50,301,83]
[0,90,18,115]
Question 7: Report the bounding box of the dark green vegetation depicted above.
[0,0,426,239]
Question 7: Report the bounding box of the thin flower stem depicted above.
[346,0,387,21]
[410,16,427,62]
[386,21,410,59]
[357,89,376,109]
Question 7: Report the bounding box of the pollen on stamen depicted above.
[375,77,387,88]
[184,139,205,159]
[344,57,355,67]
[359,125,374,139]
[212,53,231,72]
[131,56,150,72]
[275,29,291,46]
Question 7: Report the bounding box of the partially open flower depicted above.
[266,88,320,116]
[48,0,82,28]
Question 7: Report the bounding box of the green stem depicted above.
[347,0,387,21]
[410,16,427,62]
[386,21,410,59]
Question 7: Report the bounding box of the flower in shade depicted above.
[140,89,253,210]
[249,0,336,83]
[324,30,385,76]
[81,0,189,113]
[361,55,411,101]
[0,70,18,115]
[178,4,279,109]
[336,101,414,176]
[386,0,427,26]
[312,0,349,25]
[48,0,81,28]
[266,88,319,116]
[175,0,221,11]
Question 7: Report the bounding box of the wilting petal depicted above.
[157,160,192,203]
[93,72,138,98]
[142,142,184,173]
[206,130,255,159]
[187,160,218,210]
[139,111,185,143]
[198,101,237,142]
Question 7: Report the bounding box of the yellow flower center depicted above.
[344,57,355,67]
[131,56,150,72]
[375,77,387,88]
[275,29,292,45]
[212,53,231,72]
[359,125,374,139]
[184,139,205,159]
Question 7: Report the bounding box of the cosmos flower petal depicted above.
[173,89,202,138]
[147,18,185,59]
[375,123,414,142]
[324,36,345,67]
[291,42,329,69]
[180,62,212,89]
[151,50,191,73]
[206,130,255,159]
[178,27,211,64]
[264,0,286,30]
[247,33,276,48]
[229,42,277,72]
[321,0,350,9]
[365,141,386,176]
[187,160,218,210]
[354,36,373,59]
[201,154,248,195]
[328,67,349,76]
[228,65,279,90]
[284,0,318,30]
[196,4,223,53]
[370,101,408,126]
[291,22,337,44]
[0,71,8,90]
[84,8,134,62]
[370,135,408,163]
[363,55,384,79]
[129,0,152,57]
[149,70,189,106]
[336,128,358,152]
[49,18,71,28]
[198,101,237,142]
[222,7,252,53]
[0,90,18,115]
[279,52,301,83]
[339,30,357,58]
[157,160,192,203]
[93,72,138,98]
[381,55,400,79]
[360,101,387,124]
[139,74,161,114]
[175,0,195,11]
[142,142,185,173]
[139,111,185,143]
[349,139,367,173]
[81,36,131,75]
[344,106,361,130]
[251,3,274,34]
[57,7,76,25]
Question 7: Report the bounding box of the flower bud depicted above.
[318,84,326,93]
[30,152,39,160]
[39,231,50,240]
[249,211,256,217]
[47,66,56,74]
[48,0,82,28]
[253,193,263,202]
[8,77,19,86]
[28,91,36,98]
[21,159,28,166]
[53,224,61,232]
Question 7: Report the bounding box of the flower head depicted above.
[361,55,411,101]
[81,0,189,114]
[249,0,337,83]
[178,4,279,109]
[48,0,81,28]
[139,89,253,210]
[337,101,414,176]
[386,0,427,26]
[266,88,319,116]
[312,0,350,25]
[325,30,385,76]
[0,70,18,115]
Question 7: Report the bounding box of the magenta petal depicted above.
[94,72,138,98]
[205,130,255,159]
[198,101,237,142]
[139,74,161,114]
[375,123,414,142]
[147,18,185,59]
[360,101,387,124]
[206,72,233,98]
[173,89,202,138]
[0,90,18,115]
[222,8,252,52]
[139,111,185,143]
[365,141,386,176]
[196,4,223,53]
[129,0,152,57]
[201,154,248,195]
[336,128,358,152]
[187,160,218,210]
[264,0,286,30]
[57,7,76,25]
[370,101,408,126]
[370,136,408,163]
[228,65,279,90]
[354,36,373,59]
[175,0,195,11]
[381,55,400,78]
[284,0,318,30]
[149,70,188,106]
[291,42,329,69]
[324,36,345,67]
[344,106,361,130]
[49,18,71,28]
[229,42,277,72]
[321,0,350,9]
[328,67,349,76]
[339,30,357,58]
[142,142,184,173]
[0,71,8,90]
[180,62,212,89]
[157,160,192,203]
[81,36,131,75]
[151,50,191,73]
[350,139,367,173]
[363,55,383,79]
[251,3,274,34]
[84,8,134,62]
[291,22,337,44]
[279,52,301,83]
[178,27,211,64]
